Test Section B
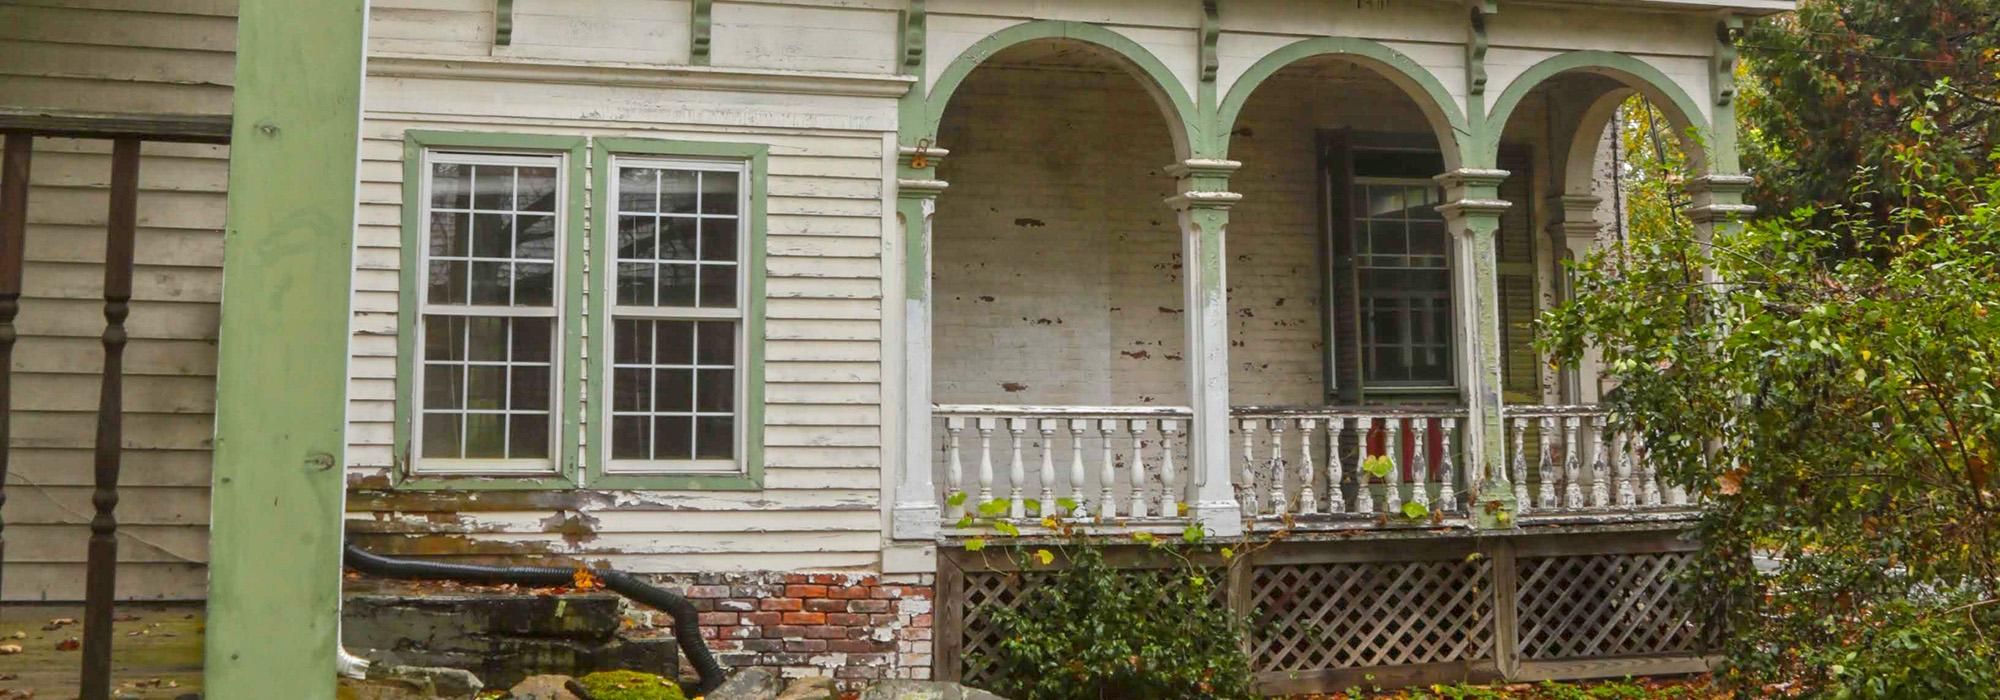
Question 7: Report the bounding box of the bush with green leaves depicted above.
[1540,88,2000,698]
[960,509,1256,700]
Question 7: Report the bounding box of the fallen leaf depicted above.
[0,644,20,655]
[55,637,80,651]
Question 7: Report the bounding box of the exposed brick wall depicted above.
[640,572,935,686]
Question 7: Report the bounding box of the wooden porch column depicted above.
[889,145,948,542]
[1683,174,1756,268]
[1168,159,1243,538]
[205,0,367,696]
[1437,169,1515,529]
[1550,193,1604,404]
[0,132,31,597]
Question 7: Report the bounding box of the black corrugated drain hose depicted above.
[343,543,726,697]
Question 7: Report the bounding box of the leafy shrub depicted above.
[959,506,1255,700]
[575,670,687,700]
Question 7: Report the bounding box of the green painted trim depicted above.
[689,0,712,66]
[916,20,1198,157]
[587,137,768,491]
[204,0,365,695]
[1479,51,1715,172]
[1213,37,1470,163]
[393,130,589,490]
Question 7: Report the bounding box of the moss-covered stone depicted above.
[576,671,687,700]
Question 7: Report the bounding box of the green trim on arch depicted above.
[915,20,1199,158]
[1213,37,1472,164]
[1478,50,1718,172]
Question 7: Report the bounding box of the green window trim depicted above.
[587,137,768,491]
[394,130,590,490]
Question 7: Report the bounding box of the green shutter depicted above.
[1321,131,1363,404]
[1496,145,1540,402]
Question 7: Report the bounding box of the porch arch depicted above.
[1215,37,1469,167]
[919,20,1200,160]
[1480,51,1713,173]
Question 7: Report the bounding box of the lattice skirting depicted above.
[937,527,1710,695]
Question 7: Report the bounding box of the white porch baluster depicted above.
[1298,418,1318,515]
[1099,419,1118,519]
[1037,421,1057,516]
[944,417,966,522]
[1161,420,1180,515]
[1384,418,1404,512]
[1129,419,1150,518]
[1536,417,1557,508]
[1007,418,1027,519]
[976,417,996,507]
[1355,417,1374,513]
[1562,416,1584,508]
[1239,419,1261,516]
[1589,415,1611,507]
[1410,419,1431,510]
[1068,420,1088,517]
[1639,432,1661,506]
[1613,426,1635,506]
[1327,418,1346,513]
[1510,417,1530,512]
[1438,417,1459,510]
[1268,419,1288,516]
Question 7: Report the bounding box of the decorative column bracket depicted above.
[494,0,513,47]
[1200,0,1221,83]
[1166,158,1244,537]
[1713,15,1745,108]
[901,0,927,76]
[891,143,949,541]
[1436,167,1516,529]
[1466,0,1499,97]
[690,0,713,66]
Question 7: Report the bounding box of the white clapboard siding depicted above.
[346,71,893,572]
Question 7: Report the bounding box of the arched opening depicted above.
[1224,55,1467,518]
[925,38,1192,523]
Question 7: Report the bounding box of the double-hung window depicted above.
[413,151,567,474]
[603,156,746,473]
[1351,178,1452,388]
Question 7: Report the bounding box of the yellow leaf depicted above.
[1035,549,1055,566]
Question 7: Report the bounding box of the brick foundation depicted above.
[637,572,935,686]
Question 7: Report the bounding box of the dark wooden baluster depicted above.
[0,132,32,599]
[80,137,139,700]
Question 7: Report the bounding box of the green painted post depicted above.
[204,0,367,696]
[1438,170,1516,529]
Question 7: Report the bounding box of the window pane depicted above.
[466,365,505,410]
[473,166,512,210]
[471,213,512,259]
[619,216,656,260]
[657,320,694,365]
[427,260,467,305]
[471,261,510,305]
[510,366,550,409]
[612,416,649,459]
[660,217,697,261]
[696,368,733,412]
[661,170,698,214]
[613,318,653,364]
[517,166,558,213]
[517,214,556,260]
[655,416,694,459]
[695,416,734,460]
[656,369,693,412]
[659,264,697,307]
[511,318,552,363]
[468,317,508,361]
[430,212,470,257]
[695,321,733,365]
[617,262,656,306]
[463,413,506,458]
[425,316,466,361]
[700,218,737,262]
[619,167,657,213]
[431,162,471,209]
[423,364,464,410]
[613,367,650,412]
[513,262,554,307]
[421,412,462,458]
[701,171,739,215]
[508,414,550,459]
[698,265,736,308]
[1367,187,1404,217]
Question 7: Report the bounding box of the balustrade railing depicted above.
[933,405,1194,527]
[1230,406,1468,520]
[1501,405,1694,517]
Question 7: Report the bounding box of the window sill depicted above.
[392,472,581,491]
